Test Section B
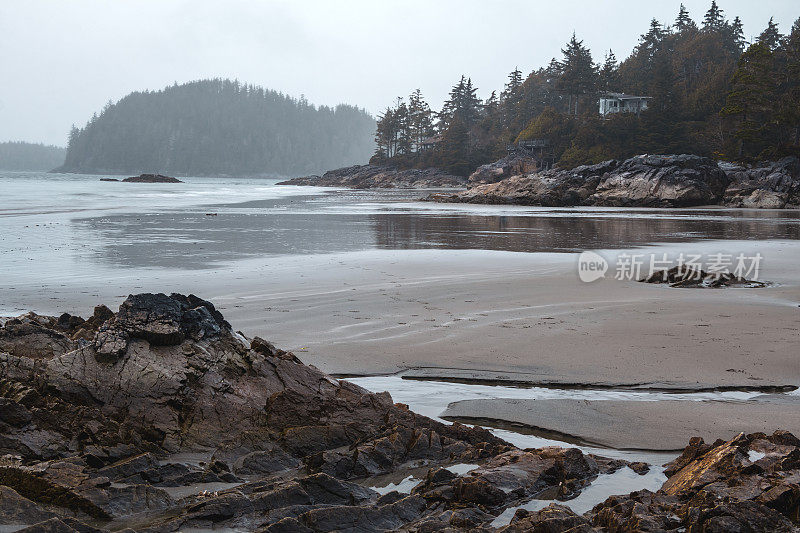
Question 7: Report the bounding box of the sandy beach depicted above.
[3,174,800,452]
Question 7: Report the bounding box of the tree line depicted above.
[58,79,376,176]
[0,141,66,171]
[372,2,800,175]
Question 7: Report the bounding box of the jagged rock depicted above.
[278,165,467,189]
[431,160,614,206]
[468,152,542,185]
[431,154,736,208]
[499,503,596,532]
[722,157,800,208]
[4,294,800,531]
[588,431,800,532]
[589,154,729,207]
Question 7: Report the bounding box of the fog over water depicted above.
[1,0,797,145]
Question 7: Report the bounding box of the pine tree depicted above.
[675,4,696,32]
[556,33,597,115]
[435,116,471,175]
[776,18,800,152]
[407,89,434,154]
[703,1,725,32]
[599,50,620,90]
[758,17,781,51]
[721,42,777,158]
[728,16,747,52]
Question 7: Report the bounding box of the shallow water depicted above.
[2,172,799,284]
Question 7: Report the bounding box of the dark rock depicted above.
[468,152,542,185]
[722,157,800,208]
[641,265,766,288]
[121,174,182,183]
[591,154,729,207]
[499,503,596,532]
[234,449,301,476]
[430,153,749,208]
[278,165,467,189]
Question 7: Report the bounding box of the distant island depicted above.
[0,141,65,171]
[55,79,375,177]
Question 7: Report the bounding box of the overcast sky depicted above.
[1,0,797,146]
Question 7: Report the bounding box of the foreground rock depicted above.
[100,173,183,183]
[278,164,467,189]
[2,294,800,532]
[503,431,800,532]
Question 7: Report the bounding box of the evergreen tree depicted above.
[435,116,471,175]
[727,16,747,53]
[407,89,434,154]
[599,50,620,90]
[555,33,597,115]
[675,4,696,32]
[721,42,777,158]
[703,1,725,32]
[758,17,782,50]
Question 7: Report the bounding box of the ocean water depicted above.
[3,171,800,277]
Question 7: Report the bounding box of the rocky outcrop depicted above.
[102,174,183,183]
[468,153,542,185]
[433,160,613,206]
[722,157,800,208]
[3,295,800,532]
[501,431,800,532]
[591,154,729,207]
[278,165,467,189]
[431,154,731,208]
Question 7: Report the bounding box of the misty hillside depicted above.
[0,141,66,171]
[58,79,375,176]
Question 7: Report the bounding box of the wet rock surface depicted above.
[430,154,733,208]
[468,153,543,185]
[722,157,800,208]
[2,294,799,531]
[641,265,768,288]
[505,432,800,532]
[278,164,467,189]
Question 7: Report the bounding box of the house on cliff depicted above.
[599,93,651,116]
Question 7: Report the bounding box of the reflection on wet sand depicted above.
[73,189,800,269]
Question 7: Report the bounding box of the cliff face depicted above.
[429,155,800,209]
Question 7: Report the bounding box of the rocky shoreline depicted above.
[2,294,800,531]
[278,165,467,189]
[427,154,800,209]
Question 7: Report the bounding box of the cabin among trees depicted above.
[598,93,651,116]
[371,2,800,175]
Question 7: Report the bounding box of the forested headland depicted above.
[0,142,66,171]
[58,79,376,176]
[372,2,800,175]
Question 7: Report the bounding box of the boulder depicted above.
[468,152,542,185]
